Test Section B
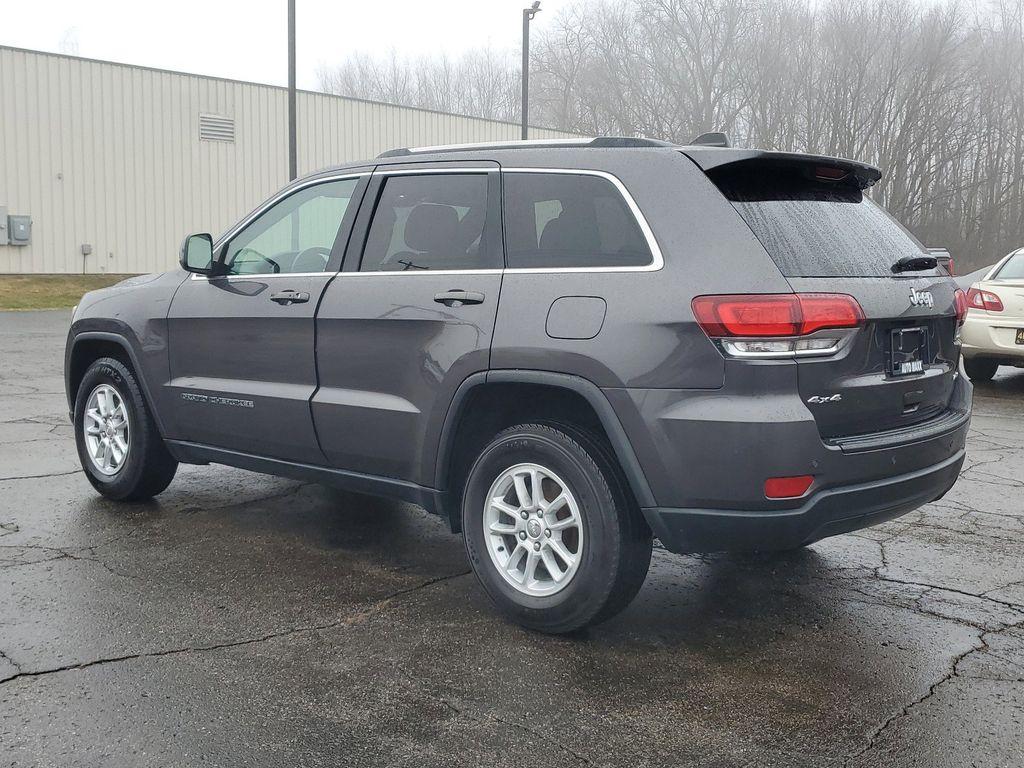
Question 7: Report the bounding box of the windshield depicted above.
[992,251,1024,280]
[709,164,929,278]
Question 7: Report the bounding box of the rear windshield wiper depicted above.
[891,255,937,273]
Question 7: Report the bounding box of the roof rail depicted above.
[376,136,676,158]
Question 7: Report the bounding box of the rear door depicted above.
[312,163,503,484]
[705,159,961,439]
[166,172,368,462]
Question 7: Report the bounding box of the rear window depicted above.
[709,165,927,277]
[992,251,1024,280]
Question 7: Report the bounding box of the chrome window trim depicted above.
[189,167,665,281]
[499,168,664,274]
[191,172,370,282]
[336,269,505,277]
[374,167,498,176]
[190,271,336,281]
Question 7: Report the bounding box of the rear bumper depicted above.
[643,448,964,553]
[604,369,971,553]
[961,314,1024,361]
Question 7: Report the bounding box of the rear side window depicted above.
[709,165,927,278]
[503,172,652,269]
[360,173,497,272]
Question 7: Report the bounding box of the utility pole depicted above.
[288,0,297,180]
[521,1,541,140]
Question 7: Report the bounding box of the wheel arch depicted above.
[66,331,167,437]
[434,370,656,531]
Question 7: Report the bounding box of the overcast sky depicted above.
[3,0,574,89]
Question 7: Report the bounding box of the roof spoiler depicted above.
[691,131,731,148]
[684,148,883,189]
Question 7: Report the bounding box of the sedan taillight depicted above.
[966,287,1004,312]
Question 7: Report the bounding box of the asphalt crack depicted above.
[845,617,1024,764]
[0,569,470,687]
[0,469,80,482]
[0,649,21,673]
[873,574,1024,613]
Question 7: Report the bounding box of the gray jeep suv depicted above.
[65,137,971,633]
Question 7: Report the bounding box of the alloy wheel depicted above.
[482,462,585,597]
[83,384,130,476]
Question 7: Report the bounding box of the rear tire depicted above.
[964,357,998,382]
[461,423,652,634]
[74,357,178,501]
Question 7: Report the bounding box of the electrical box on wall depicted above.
[0,207,7,245]
[8,215,31,245]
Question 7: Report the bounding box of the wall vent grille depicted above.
[199,113,235,142]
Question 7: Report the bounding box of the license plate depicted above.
[890,327,927,376]
[1016,329,1024,345]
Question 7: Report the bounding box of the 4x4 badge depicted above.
[807,394,843,404]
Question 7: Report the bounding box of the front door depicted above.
[313,165,503,485]
[166,173,368,463]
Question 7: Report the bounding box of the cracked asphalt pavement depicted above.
[1,310,1023,767]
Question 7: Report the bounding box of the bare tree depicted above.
[316,0,1024,269]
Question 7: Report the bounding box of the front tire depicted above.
[74,357,178,501]
[462,423,652,633]
[964,357,999,382]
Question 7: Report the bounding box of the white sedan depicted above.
[961,247,1024,381]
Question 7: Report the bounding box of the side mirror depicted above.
[179,233,220,275]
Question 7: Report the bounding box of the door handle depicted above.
[270,290,310,305]
[434,290,485,307]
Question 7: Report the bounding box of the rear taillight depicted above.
[947,257,955,276]
[954,289,968,326]
[966,287,1004,312]
[691,294,865,337]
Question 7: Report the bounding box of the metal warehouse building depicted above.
[0,46,574,274]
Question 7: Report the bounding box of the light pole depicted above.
[521,1,541,140]
[287,0,297,181]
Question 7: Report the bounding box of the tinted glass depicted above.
[503,173,652,268]
[711,165,927,277]
[360,174,494,272]
[992,251,1024,280]
[224,178,359,275]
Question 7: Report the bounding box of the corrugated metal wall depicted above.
[0,46,577,274]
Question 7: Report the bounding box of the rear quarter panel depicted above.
[489,149,793,505]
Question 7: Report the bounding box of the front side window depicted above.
[503,172,653,269]
[360,174,495,272]
[223,178,359,275]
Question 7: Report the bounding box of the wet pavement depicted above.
[1,309,1022,767]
